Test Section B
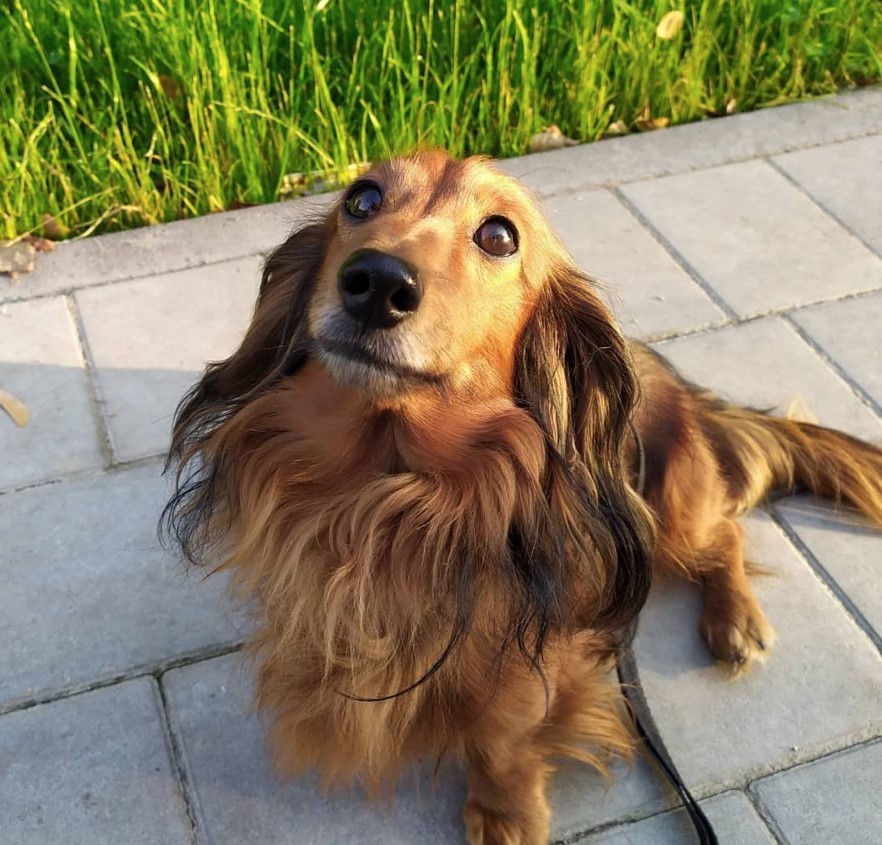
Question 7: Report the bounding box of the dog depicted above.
[164,151,882,845]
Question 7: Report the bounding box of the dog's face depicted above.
[167,150,655,650]
[306,153,560,400]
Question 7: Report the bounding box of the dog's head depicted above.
[165,151,654,667]
[305,153,560,400]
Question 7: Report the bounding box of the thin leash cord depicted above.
[619,423,718,845]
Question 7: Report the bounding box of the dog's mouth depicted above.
[316,337,444,389]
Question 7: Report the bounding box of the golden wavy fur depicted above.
[164,152,882,845]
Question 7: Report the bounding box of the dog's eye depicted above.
[474,217,518,257]
[345,182,383,220]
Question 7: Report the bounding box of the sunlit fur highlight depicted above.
[164,152,882,845]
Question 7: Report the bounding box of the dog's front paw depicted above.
[463,798,550,845]
[700,597,776,675]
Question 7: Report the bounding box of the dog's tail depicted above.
[698,396,882,525]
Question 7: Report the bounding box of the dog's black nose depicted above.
[338,249,422,329]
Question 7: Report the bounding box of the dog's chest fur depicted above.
[216,383,558,783]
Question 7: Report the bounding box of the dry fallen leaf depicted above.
[726,98,738,114]
[1,236,56,284]
[0,240,36,284]
[656,10,685,40]
[604,120,629,137]
[279,162,372,199]
[41,213,69,240]
[159,74,183,101]
[0,389,29,427]
[527,125,579,154]
[26,234,56,253]
[636,116,670,132]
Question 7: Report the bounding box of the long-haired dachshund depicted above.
[164,152,882,845]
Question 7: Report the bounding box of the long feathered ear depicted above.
[513,262,655,639]
[162,221,328,561]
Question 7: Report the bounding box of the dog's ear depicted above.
[163,221,327,560]
[187,221,327,417]
[513,262,655,639]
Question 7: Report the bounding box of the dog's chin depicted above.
[316,339,443,398]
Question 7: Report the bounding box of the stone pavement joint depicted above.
[769,499,882,655]
[766,153,882,262]
[0,640,245,721]
[66,292,115,469]
[611,186,741,321]
[3,87,882,844]
[782,312,882,423]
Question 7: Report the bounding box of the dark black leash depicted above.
[616,637,718,844]
[620,423,718,845]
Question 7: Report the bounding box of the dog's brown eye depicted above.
[345,182,383,220]
[475,217,518,257]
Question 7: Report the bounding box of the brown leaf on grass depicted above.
[0,389,30,427]
[159,74,183,101]
[527,125,580,154]
[656,10,685,40]
[41,213,69,240]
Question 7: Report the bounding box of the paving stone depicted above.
[0,678,190,845]
[790,289,882,414]
[576,791,774,844]
[501,87,882,198]
[0,297,103,490]
[544,190,725,339]
[775,134,882,256]
[776,496,882,639]
[620,160,882,316]
[653,317,882,442]
[1,192,334,304]
[0,464,244,710]
[632,510,882,791]
[751,739,882,845]
[164,654,670,845]
[76,255,262,462]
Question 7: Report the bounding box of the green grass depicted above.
[2,0,881,240]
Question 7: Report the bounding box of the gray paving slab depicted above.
[751,739,882,845]
[0,297,103,490]
[576,791,774,844]
[653,317,882,442]
[543,190,725,339]
[633,510,882,791]
[775,134,882,256]
[76,255,262,462]
[0,677,190,845]
[163,654,670,845]
[0,463,244,711]
[1,192,334,304]
[500,87,882,198]
[620,160,882,317]
[790,289,882,414]
[776,496,882,639]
